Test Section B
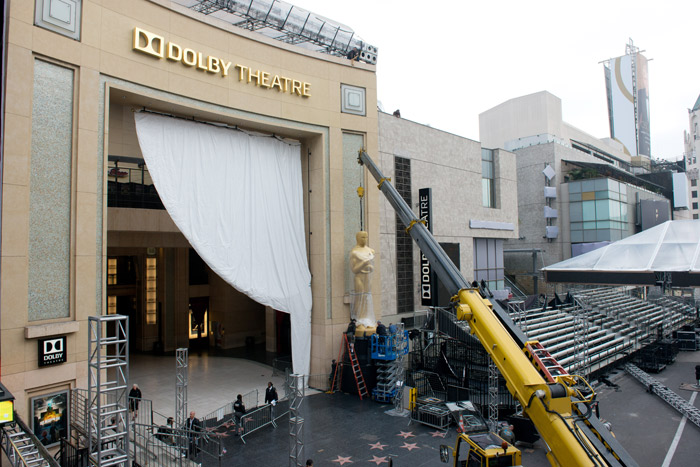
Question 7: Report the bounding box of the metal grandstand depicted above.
[174,0,378,64]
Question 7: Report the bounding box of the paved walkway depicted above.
[129,350,700,466]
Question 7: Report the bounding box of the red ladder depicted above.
[330,332,369,399]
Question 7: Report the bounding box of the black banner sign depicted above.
[38,336,66,367]
[419,188,437,306]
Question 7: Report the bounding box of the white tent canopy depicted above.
[134,112,312,375]
[544,220,700,286]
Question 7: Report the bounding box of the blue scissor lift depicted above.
[370,330,409,403]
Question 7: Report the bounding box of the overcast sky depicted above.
[291,0,699,160]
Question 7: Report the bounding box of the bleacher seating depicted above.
[511,287,694,375]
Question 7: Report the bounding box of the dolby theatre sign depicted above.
[132,27,311,98]
[38,336,67,367]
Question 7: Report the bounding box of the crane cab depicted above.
[440,432,522,467]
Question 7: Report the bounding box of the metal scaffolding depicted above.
[178,0,378,64]
[87,315,129,466]
[487,359,498,431]
[571,299,591,379]
[287,374,305,467]
[175,347,189,455]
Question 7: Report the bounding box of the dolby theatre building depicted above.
[1,0,381,421]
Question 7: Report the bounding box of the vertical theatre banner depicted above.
[419,188,436,306]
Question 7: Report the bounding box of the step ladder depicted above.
[625,363,700,429]
[0,423,52,467]
[330,332,369,400]
[524,342,570,383]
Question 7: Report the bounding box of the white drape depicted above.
[134,112,312,375]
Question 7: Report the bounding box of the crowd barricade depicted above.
[240,399,291,444]
[201,389,258,429]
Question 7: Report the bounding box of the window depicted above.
[692,191,698,199]
[694,214,699,220]
[473,238,504,291]
[691,179,697,187]
[568,178,629,243]
[481,149,495,208]
[394,156,414,314]
[693,202,698,210]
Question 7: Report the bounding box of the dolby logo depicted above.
[38,336,66,367]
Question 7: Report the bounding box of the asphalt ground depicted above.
[190,350,700,466]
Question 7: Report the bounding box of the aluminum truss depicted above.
[392,324,408,414]
[287,374,305,467]
[0,419,53,467]
[87,315,129,466]
[626,363,700,429]
[571,299,591,379]
[487,359,498,431]
[175,348,189,455]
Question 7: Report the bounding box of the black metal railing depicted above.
[106,165,164,210]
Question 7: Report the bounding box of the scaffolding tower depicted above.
[175,347,189,455]
[287,374,305,467]
[179,0,378,64]
[487,359,498,431]
[571,298,591,379]
[87,315,129,467]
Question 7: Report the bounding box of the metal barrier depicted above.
[58,437,89,467]
[197,388,290,445]
[410,399,450,430]
[201,389,258,428]
[272,356,293,376]
[132,421,223,466]
[238,404,275,444]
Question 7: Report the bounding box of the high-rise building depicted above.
[684,95,700,220]
[603,39,651,168]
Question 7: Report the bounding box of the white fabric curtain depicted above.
[134,112,312,375]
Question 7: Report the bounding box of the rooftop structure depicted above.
[173,0,378,64]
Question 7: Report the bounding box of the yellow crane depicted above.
[358,150,637,467]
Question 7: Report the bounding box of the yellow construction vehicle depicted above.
[358,150,638,467]
[440,431,521,467]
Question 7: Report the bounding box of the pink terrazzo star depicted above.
[368,455,389,465]
[369,442,387,450]
[332,455,353,465]
[397,431,415,439]
[430,430,447,438]
[400,442,419,451]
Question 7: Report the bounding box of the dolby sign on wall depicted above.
[37,336,66,367]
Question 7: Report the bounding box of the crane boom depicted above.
[358,150,638,467]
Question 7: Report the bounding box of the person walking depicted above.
[695,364,700,387]
[265,382,279,419]
[184,411,201,459]
[234,394,246,435]
[128,384,142,421]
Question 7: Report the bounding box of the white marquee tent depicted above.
[543,220,700,287]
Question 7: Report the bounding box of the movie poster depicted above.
[31,391,69,447]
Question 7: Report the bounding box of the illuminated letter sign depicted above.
[419,188,436,306]
[37,336,67,367]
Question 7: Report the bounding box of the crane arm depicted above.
[358,150,638,467]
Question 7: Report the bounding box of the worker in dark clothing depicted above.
[695,365,700,387]
[376,321,387,347]
[346,47,360,61]
[346,319,356,352]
